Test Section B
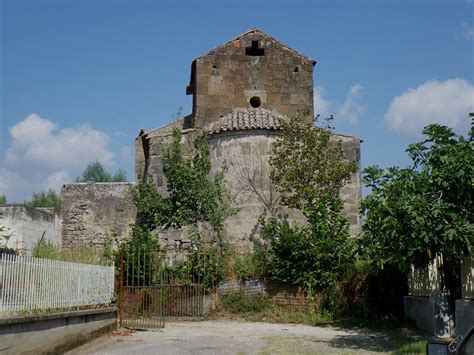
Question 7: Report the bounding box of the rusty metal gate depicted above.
[118,248,206,329]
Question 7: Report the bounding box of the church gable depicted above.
[187,28,316,128]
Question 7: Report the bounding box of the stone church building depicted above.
[62,28,361,252]
[134,28,361,251]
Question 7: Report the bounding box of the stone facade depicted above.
[136,28,362,253]
[0,204,61,253]
[58,28,361,253]
[61,183,136,250]
[186,28,315,128]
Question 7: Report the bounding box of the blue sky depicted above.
[1,0,473,202]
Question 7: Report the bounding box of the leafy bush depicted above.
[262,112,356,293]
[32,241,108,264]
[221,292,270,313]
[132,129,235,234]
[359,121,473,308]
[26,189,62,213]
[232,250,266,280]
[360,121,473,271]
[263,198,353,291]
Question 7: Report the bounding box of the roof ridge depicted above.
[193,28,315,63]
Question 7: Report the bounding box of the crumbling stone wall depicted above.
[61,183,136,250]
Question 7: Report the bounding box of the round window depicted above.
[249,96,261,108]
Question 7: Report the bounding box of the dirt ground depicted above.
[70,320,402,354]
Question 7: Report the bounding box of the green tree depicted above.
[270,112,356,210]
[263,112,357,291]
[263,198,352,290]
[359,119,474,292]
[76,161,127,182]
[132,128,235,240]
[26,189,62,213]
[0,195,6,204]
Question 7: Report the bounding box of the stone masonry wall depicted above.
[192,30,314,128]
[61,183,136,250]
[209,130,361,251]
[141,129,361,253]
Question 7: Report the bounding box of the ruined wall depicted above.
[61,183,136,250]
[0,204,61,253]
[191,30,314,128]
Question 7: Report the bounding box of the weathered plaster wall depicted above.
[0,204,61,253]
[61,183,136,250]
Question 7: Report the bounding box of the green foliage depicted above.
[264,113,355,292]
[26,189,61,213]
[263,199,352,291]
[32,241,110,264]
[394,340,426,354]
[132,129,235,235]
[0,195,6,204]
[270,112,356,210]
[359,121,474,272]
[161,129,235,231]
[221,292,271,313]
[232,250,266,280]
[167,229,233,289]
[76,160,127,182]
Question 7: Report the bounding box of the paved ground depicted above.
[70,320,399,354]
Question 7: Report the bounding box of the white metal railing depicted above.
[0,254,114,316]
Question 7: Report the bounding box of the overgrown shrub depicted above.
[32,241,110,264]
[221,292,270,313]
[262,199,353,291]
[232,249,266,280]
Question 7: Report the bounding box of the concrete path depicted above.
[70,320,396,354]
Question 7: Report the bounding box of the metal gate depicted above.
[118,248,206,329]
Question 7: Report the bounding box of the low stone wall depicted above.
[61,183,136,250]
[0,307,116,354]
[0,204,61,253]
[404,294,452,337]
[217,278,323,309]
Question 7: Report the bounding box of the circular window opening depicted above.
[249,96,261,108]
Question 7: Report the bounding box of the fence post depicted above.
[119,247,124,328]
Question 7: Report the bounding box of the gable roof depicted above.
[193,27,316,64]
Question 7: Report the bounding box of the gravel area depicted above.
[69,320,398,354]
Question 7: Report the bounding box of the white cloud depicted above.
[120,145,134,163]
[313,86,331,116]
[313,84,364,125]
[385,78,474,137]
[0,113,116,202]
[460,22,474,40]
[337,84,364,125]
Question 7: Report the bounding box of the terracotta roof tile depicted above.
[206,108,287,135]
